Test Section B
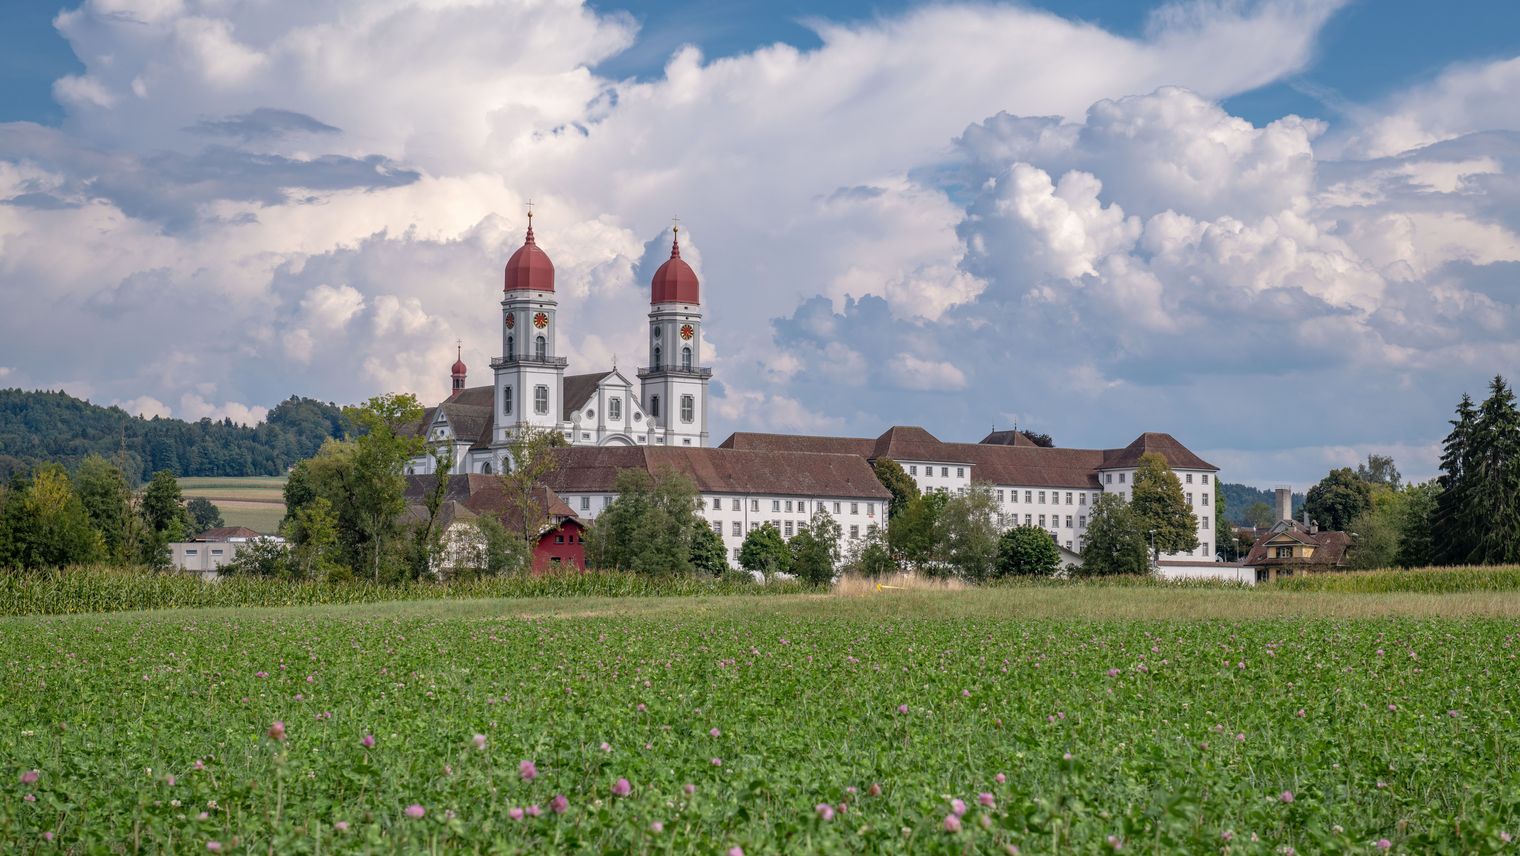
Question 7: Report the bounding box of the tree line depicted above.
[0,389,347,482]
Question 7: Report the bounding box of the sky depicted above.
[1,0,1519,489]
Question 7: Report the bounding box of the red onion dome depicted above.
[451,356,468,376]
[504,218,554,292]
[651,228,699,305]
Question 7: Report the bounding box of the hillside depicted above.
[1220,481,1304,526]
[0,389,347,482]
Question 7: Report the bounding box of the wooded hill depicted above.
[0,389,347,482]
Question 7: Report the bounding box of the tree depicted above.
[872,458,920,520]
[1080,493,1149,576]
[1242,502,1275,529]
[739,523,790,580]
[1129,453,1198,562]
[690,520,729,576]
[888,490,949,569]
[497,427,569,544]
[459,516,530,578]
[186,497,224,532]
[1346,506,1400,570]
[0,467,105,570]
[995,525,1060,577]
[1395,481,1440,568]
[788,509,842,586]
[1024,432,1055,448]
[340,393,426,582]
[284,496,343,581]
[583,468,702,575]
[1433,393,1478,564]
[74,454,134,559]
[402,442,454,582]
[1466,376,1520,565]
[1304,468,1372,533]
[222,537,289,578]
[841,524,896,578]
[938,484,1001,581]
[139,470,192,568]
[1356,453,1402,490]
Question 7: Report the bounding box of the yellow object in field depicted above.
[875,583,905,591]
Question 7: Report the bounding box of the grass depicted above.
[2,591,1517,852]
[179,476,287,534]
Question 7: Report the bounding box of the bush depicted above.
[995,526,1061,577]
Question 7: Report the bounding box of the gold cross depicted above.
[526,198,535,224]
[671,214,680,235]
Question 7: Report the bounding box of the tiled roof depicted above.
[192,526,264,541]
[1243,520,1354,566]
[1101,432,1218,471]
[978,429,1041,447]
[718,432,874,456]
[403,476,580,535]
[562,372,607,421]
[540,446,891,499]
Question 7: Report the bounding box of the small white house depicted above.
[170,527,285,579]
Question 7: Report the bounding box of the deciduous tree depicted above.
[1080,493,1149,576]
[1304,467,1372,533]
[739,522,789,580]
[1130,453,1198,562]
[788,510,842,586]
[871,458,919,520]
[995,525,1060,577]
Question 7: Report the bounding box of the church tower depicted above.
[493,211,567,446]
[638,226,709,446]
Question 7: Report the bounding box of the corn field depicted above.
[1270,565,1520,593]
[0,566,812,616]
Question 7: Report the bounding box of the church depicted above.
[407,213,711,476]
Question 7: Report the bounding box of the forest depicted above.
[0,389,347,482]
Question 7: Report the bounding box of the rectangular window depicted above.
[909,465,917,475]
[957,467,965,478]
[868,503,876,517]
[1203,493,1209,507]
[1079,493,1087,505]
[1038,491,1046,504]
[785,500,793,512]
[1119,473,1126,483]
[210,549,223,556]
[533,385,549,414]
[996,489,1005,503]
[773,500,781,512]
[751,499,759,512]
[851,502,859,514]
[712,521,722,535]
[1065,492,1073,505]
[940,466,949,477]
[1079,515,1087,528]
[713,497,722,510]
[1186,473,1193,484]
[680,394,695,423]
[1202,516,1210,530]
[580,496,590,511]
[833,501,841,514]
[503,386,513,415]
[650,395,661,418]
[1024,514,1031,525]
[1202,474,1210,484]
[1105,473,1113,484]
[1065,516,1072,528]
[1065,540,1072,550]
[732,522,741,537]
[749,522,758,532]
[784,521,794,537]
[1038,515,1046,527]
[850,525,860,539]
[732,499,740,511]
[609,397,622,420]
[1024,490,1032,503]
[581,432,590,440]
[603,496,611,507]
[555,535,565,544]
[732,548,740,560]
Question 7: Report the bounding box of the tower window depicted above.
[503,386,512,415]
[650,395,661,418]
[609,397,621,420]
[534,385,549,414]
[653,346,661,366]
[680,394,694,423]
[535,336,546,360]
[681,347,692,370]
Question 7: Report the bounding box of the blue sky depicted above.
[2,0,1520,488]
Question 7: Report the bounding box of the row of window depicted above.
[504,335,549,360]
[909,464,965,479]
[651,346,694,371]
[1104,471,1211,485]
[504,388,696,423]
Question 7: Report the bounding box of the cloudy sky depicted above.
[2,0,1518,487]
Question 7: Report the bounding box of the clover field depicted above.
[2,591,1518,853]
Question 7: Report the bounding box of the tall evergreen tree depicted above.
[1468,376,1520,564]
[1433,393,1478,564]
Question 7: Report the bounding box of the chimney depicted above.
[1274,486,1292,523]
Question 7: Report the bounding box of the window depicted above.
[940,467,949,477]
[731,499,739,511]
[1079,492,1086,505]
[1105,473,1113,484]
[772,500,781,512]
[653,345,662,366]
[1186,473,1194,484]
[1079,515,1087,528]
[712,521,722,535]
[749,522,758,532]
[1065,541,1072,550]
[1038,491,1046,504]
[1202,516,1210,530]
[784,521,794,537]
[1024,491,1032,503]
[1119,473,1126,483]
[506,335,514,356]
[833,502,841,514]
[869,503,877,517]
[211,549,223,556]
[555,534,565,544]
[850,525,860,539]
[785,500,793,512]
[650,395,661,418]
[1066,492,1073,505]
[680,395,694,423]
[732,522,741,537]
[733,548,741,561]
[1275,546,1293,559]
[1202,474,1210,484]
[851,502,859,514]
[603,496,611,507]
[533,385,549,414]
[1187,493,1194,505]
[751,499,759,512]
[1024,515,1031,525]
[580,496,590,511]
[1203,493,1209,507]
[996,489,1005,503]
[909,465,917,476]
[1038,515,1046,527]
[609,397,622,420]
[186,549,198,556]
[581,432,590,440]
[1065,516,1072,528]
[681,347,692,370]
[957,467,965,478]
[535,335,546,360]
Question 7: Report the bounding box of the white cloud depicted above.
[1331,56,1520,158]
[897,355,967,391]
[177,393,268,425]
[114,395,171,419]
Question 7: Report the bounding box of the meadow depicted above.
[3,588,1518,853]
[178,476,288,534]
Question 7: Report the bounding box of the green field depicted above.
[179,476,287,534]
[3,589,1518,852]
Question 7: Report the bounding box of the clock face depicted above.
[504,314,515,329]
[679,323,695,341]
[533,312,549,329]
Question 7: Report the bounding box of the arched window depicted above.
[506,335,513,356]
[503,386,512,415]
[650,395,661,418]
[481,462,492,474]
[681,347,692,370]
[535,336,546,360]
[653,345,661,367]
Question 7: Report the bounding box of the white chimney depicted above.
[1275,486,1292,523]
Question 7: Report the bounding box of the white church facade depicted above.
[407,215,710,476]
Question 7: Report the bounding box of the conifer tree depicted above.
[1433,393,1478,564]
[1468,376,1520,564]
